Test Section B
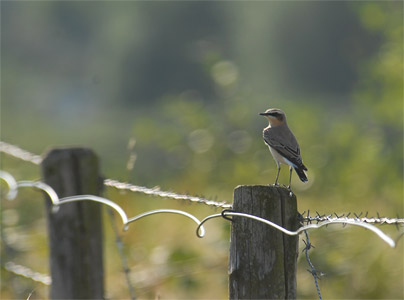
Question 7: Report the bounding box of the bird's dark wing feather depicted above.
[263,128,307,170]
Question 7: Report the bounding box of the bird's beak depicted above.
[259,112,269,116]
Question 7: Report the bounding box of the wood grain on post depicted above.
[41,148,104,299]
[229,185,298,299]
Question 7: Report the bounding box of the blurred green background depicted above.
[1,1,403,299]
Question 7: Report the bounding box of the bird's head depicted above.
[259,108,286,127]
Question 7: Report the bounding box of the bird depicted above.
[259,108,308,187]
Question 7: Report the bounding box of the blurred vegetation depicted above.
[1,1,403,299]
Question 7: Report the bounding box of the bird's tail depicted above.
[294,167,308,182]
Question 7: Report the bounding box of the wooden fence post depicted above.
[229,185,298,299]
[41,148,104,299]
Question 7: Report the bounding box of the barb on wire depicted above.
[104,178,232,209]
[0,141,42,165]
[303,230,322,300]
[197,211,397,247]
[300,211,404,225]
[4,261,51,286]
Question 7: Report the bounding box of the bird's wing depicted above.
[263,128,307,170]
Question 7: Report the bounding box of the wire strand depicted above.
[303,230,322,300]
[104,178,232,209]
[0,141,42,165]
[4,261,51,286]
[0,141,232,209]
[2,169,403,300]
[2,141,404,298]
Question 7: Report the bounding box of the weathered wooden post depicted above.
[41,148,104,299]
[229,185,298,299]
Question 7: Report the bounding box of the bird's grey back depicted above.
[263,125,299,153]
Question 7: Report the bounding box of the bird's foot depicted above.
[287,186,294,197]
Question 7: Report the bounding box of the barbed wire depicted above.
[104,179,232,209]
[0,141,232,209]
[0,170,207,298]
[300,210,404,225]
[3,261,51,286]
[0,171,207,235]
[0,141,42,165]
[195,210,400,247]
[106,207,137,300]
[2,170,403,300]
[2,140,402,223]
[2,141,404,299]
[2,170,401,247]
[302,230,323,300]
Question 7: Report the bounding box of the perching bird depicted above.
[259,108,308,187]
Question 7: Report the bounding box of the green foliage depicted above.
[1,1,403,299]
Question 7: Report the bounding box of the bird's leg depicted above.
[287,166,293,189]
[274,164,281,186]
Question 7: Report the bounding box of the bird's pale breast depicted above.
[267,144,296,168]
